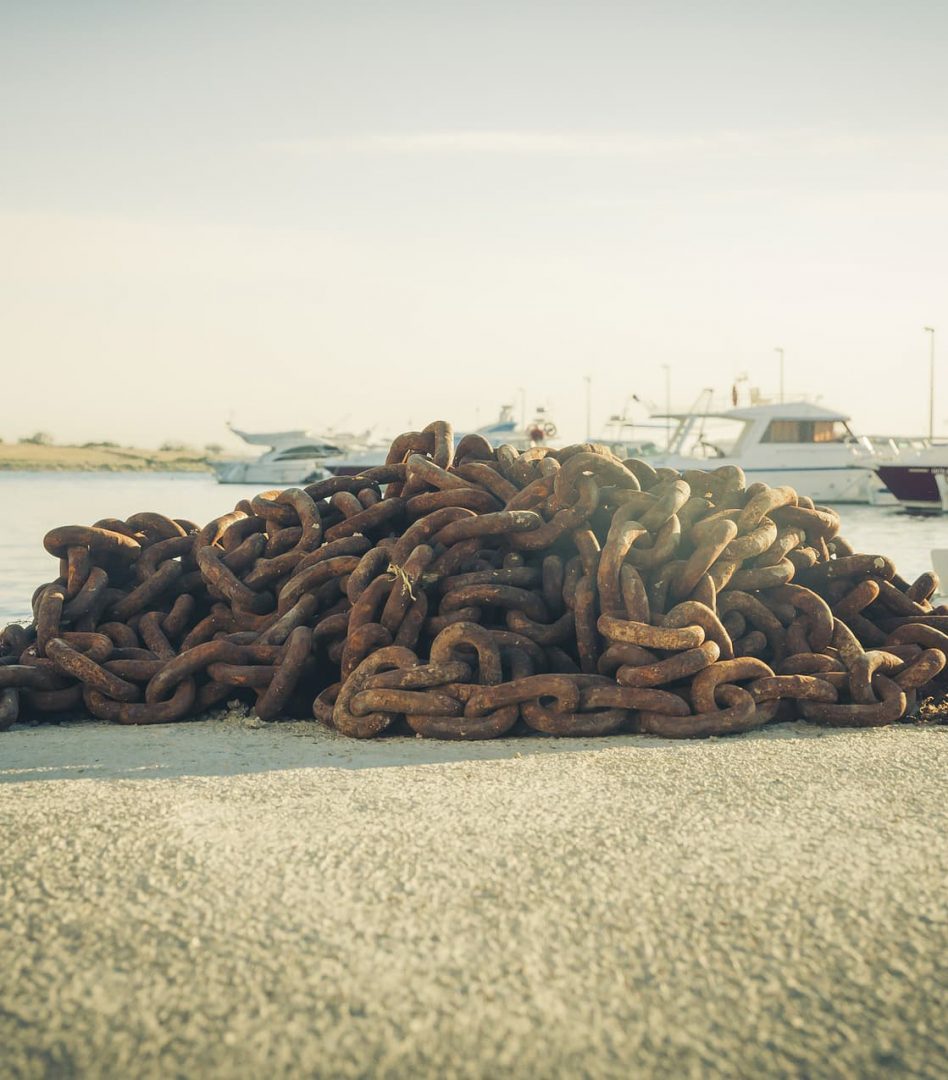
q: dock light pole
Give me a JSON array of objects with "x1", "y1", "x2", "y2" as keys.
[
  {"x1": 924, "y1": 327, "x2": 935, "y2": 441},
  {"x1": 661, "y1": 363, "x2": 671, "y2": 449},
  {"x1": 775, "y1": 347, "x2": 785, "y2": 403}
]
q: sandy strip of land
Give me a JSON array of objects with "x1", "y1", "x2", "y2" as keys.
[
  {"x1": 0, "y1": 443, "x2": 212, "y2": 472},
  {"x1": 2, "y1": 716, "x2": 947, "y2": 1078}
]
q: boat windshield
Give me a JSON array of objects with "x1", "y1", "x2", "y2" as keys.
[{"x1": 670, "y1": 416, "x2": 751, "y2": 459}]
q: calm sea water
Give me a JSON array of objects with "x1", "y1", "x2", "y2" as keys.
[
  {"x1": 0, "y1": 473, "x2": 261, "y2": 624},
  {"x1": 1, "y1": 471, "x2": 946, "y2": 624}
]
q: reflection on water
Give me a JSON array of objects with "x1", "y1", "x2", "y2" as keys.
[{"x1": 1, "y1": 472, "x2": 946, "y2": 624}]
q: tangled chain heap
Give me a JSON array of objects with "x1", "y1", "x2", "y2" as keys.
[{"x1": 2, "y1": 421, "x2": 947, "y2": 738}]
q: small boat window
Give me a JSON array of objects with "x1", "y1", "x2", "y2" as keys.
[{"x1": 760, "y1": 420, "x2": 850, "y2": 444}]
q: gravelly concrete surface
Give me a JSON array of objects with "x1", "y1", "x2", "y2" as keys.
[{"x1": 1, "y1": 719, "x2": 947, "y2": 1078}]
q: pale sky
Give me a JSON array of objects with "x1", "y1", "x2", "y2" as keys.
[{"x1": 3, "y1": 1, "x2": 947, "y2": 450}]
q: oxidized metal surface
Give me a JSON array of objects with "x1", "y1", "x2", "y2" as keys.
[{"x1": 2, "y1": 422, "x2": 946, "y2": 737}]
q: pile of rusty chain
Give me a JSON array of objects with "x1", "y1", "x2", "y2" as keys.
[{"x1": 2, "y1": 420, "x2": 947, "y2": 738}]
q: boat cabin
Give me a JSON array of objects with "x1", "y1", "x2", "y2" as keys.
[{"x1": 657, "y1": 401, "x2": 866, "y2": 461}]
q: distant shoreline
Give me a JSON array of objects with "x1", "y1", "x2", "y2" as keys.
[{"x1": 0, "y1": 443, "x2": 216, "y2": 473}]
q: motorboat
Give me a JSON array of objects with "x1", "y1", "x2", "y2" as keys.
[
  {"x1": 860, "y1": 436, "x2": 922, "y2": 506},
  {"x1": 468, "y1": 404, "x2": 559, "y2": 452},
  {"x1": 873, "y1": 442, "x2": 948, "y2": 513},
  {"x1": 638, "y1": 397, "x2": 880, "y2": 504},
  {"x1": 314, "y1": 405, "x2": 560, "y2": 476},
  {"x1": 211, "y1": 424, "x2": 386, "y2": 485}
]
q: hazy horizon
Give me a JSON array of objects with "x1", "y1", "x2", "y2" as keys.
[{"x1": 3, "y1": 1, "x2": 947, "y2": 450}]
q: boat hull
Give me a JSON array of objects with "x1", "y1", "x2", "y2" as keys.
[
  {"x1": 645, "y1": 456, "x2": 875, "y2": 504},
  {"x1": 213, "y1": 460, "x2": 331, "y2": 485},
  {"x1": 875, "y1": 465, "x2": 948, "y2": 514},
  {"x1": 743, "y1": 466, "x2": 873, "y2": 503}
]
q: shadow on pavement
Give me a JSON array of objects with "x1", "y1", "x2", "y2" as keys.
[{"x1": 0, "y1": 715, "x2": 841, "y2": 785}]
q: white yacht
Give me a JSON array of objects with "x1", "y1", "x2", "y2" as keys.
[
  {"x1": 211, "y1": 425, "x2": 385, "y2": 485},
  {"x1": 640, "y1": 399, "x2": 880, "y2": 504}
]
